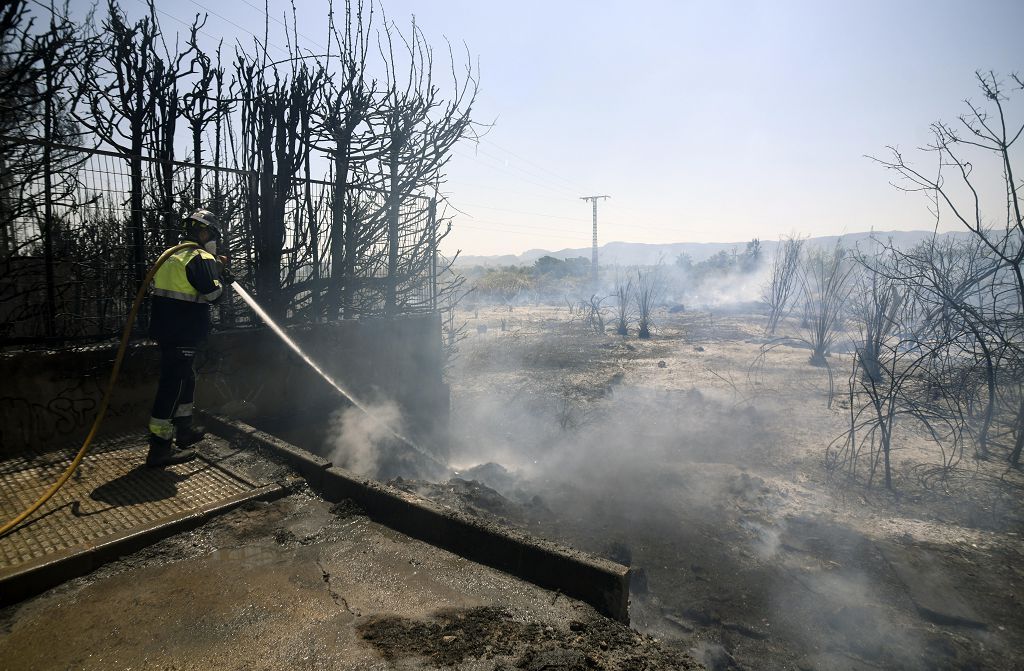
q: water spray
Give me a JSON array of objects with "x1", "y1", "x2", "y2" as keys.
[{"x1": 231, "y1": 284, "x2": 448, "y2": 471}]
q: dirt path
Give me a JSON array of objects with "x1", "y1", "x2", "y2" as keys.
[{"x1": 438, "y1": 304, "x2": 1024, "y2": 670}]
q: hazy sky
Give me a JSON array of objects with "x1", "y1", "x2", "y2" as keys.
[{"x1": 89, "y1": 1, "x2": 1023, "y2": 255}]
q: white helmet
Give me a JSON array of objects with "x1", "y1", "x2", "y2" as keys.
[{"x1": 185, "y1": 209, "x2": 220, "y2": 240}]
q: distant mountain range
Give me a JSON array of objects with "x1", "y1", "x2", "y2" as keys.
[{"x1": 452, "y1": 230, "x2": 970, "y2": 267}]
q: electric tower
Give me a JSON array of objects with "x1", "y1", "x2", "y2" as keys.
[{"x1": 580, "y1": 195, "x2": 609, "y2": 288}]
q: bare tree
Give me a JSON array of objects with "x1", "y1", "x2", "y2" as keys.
[
  {"x1": 0, "y1": 0, "x2": 476, "y2": 343},
  {"x1": 800, "y1": 242, "x2": 854, "y2": 366},
  {"x1": 578, "y1": 294, "x2": 608, "y2": 334},
  {"x1": 75, "y1": 1, "x2": 198, "y2": 287},
  {"x1": 879, "y1": 236, "x2": 1009, "y2": 460},
  {"x1": 312, "y1": 0, "x2": 378, "y2": 319},
  {"x1": 612, "y1": 271, "x2": 633, "y2": 336},
  {"x1": 635, "y1": 266, "x2": 665, "y2": 339},
  {"x1": 761, "y1": 235, "x2": 804, "y2": 335},
  {"x1": 0, "y1": 0, "x2": 94, "y2": 338},
  {"x1": 374, "y1": 15, "x2": 478, "y2": 317},
  {"x1": 235, "y1": 30, "x2": 326, "y2": 318},
  {"x1": 870, "y1": 71, "x2": 1024, "y2": 466},
  {"x1": 850, "y1": 249, "x2": 904, "y2": 384}
]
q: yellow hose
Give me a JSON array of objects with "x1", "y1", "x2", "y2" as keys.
[{"x1": 0, "y1": 242, "x2": 201, "y2": 538}]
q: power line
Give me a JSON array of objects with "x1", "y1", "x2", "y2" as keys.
[
  {"x1": 454, "y1": 149, "x2": 578, "y2": 198},
  {"x1": 447, "y1": 196, "x2": 716, "y2": 240},
  {"x1": 181, "y1": 0, "x2": 289, "y2": 55},
  {"x1": 452, "y1": 223, "x2": 587, "y2": 243},
  {"x1": 458, "y1": 202, "x2": 589, "y2": 223},
  {"x1": 469, "y1": 145, "x2": 579, "y2": 195},
  {"x1": 235, "y1": 0, "x2": 327, "y2": 50},
  {"x1": 453, "y1": 216, "x2": 582, "y2": 235},
  {"x1": 478, "y1": 137, "x2": 589, "y2": 193},
  {"x1": 130, "y1": 0, "x2": 225, "y2": 48}
]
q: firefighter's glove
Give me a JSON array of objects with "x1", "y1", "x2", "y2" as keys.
[{"x1": 220, "y1": 265, "x2": 235, "y2": 286}]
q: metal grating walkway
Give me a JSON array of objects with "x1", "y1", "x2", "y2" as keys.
[{"x1": 0, "y1": 435, "x2": 258, "y2": 576}]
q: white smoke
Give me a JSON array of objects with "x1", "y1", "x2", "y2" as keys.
[{"x1": 327, "y1": 400, "x2": 404, "y2": 476}]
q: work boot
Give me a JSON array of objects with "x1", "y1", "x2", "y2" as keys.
[
  {"x1": 146, "y1": 434, "x2": 195, "y2": 468},
  {"x1": 173, "y1": 420, "x2": 207, "y2": 448}
]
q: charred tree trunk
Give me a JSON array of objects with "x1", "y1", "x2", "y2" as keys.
[
  {"x1": 385, "y1": 129, "x2": 402, "y2": 316},
  {"x1": 1011, "y1": 400, "x2": 1024, "y2": 467}
]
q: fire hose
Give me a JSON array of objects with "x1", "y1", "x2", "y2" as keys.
[{"x1": 0, "y1": 242, "x2": 201, "y2": 538}]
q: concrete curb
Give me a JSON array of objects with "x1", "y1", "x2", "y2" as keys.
[{"x1": 201, "y1": 411, "x2": 631, "y2": 623}]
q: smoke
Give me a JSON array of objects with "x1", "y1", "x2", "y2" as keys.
[
  {"x1": 450, "y1": 377, "x2": 774, "y2": 531},
  {"x1": 326, "y1": 400, "x2": 405, "y2": 477},
  {"x1": 663, "y1": 262, "x2": 773, "y2": 309},
  {"x1": 445, "y1": 327, "x2": 943, "y2": 669}
]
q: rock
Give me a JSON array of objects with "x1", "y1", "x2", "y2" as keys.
[
  {"x1": 657, "y1": 360, "x2": 667, "y2": 368},
  {"x1": 694, "y1": 346, "x2": 705, "y2": 352}
]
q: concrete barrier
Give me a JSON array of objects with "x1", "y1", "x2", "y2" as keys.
[
  {"x1": 203, "y1": 412, "x2": 631, "y2": 623},
  {"x1": 1, "y1": 314, "x2": 449, "y2": 460}
]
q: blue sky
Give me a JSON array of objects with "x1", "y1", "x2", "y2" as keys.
[{"x1": 81, "y1": 0, "x2": 1024, "y2": 255}]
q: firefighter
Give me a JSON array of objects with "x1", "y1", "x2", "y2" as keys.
[{"x1": 145, "y1": 209, "x2": 233, "y2": 467}]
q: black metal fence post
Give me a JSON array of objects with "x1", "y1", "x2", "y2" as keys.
[{"x1": 42, "y1": 87, "x2": 56, "y2": 340}]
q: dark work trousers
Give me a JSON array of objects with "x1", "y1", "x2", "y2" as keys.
[{"x1": 148, "y1": 344, "x2": 198, "y2": 441}]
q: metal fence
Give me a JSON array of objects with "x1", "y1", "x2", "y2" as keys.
[{"x1": 0, "y1": 138, "x2": 438, "y2": 346}]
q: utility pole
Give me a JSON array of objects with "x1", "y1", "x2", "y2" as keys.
[{"x1": 580, "y1": 195, "x2": 609, "y2": 288}]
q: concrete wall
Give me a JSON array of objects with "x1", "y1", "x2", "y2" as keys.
[{"x1": 0, "y1": 314, "x2": 448, "y2": 459}]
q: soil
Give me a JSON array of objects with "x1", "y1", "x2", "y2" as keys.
[
  {"x1": 358, "y1": 605, "x2": 692, "y2": 670},
  {"x1": 422, "y1": 303, "x2": 1024, "y2": 670}
]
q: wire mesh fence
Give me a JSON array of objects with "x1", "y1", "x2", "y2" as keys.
[{"x1": 0, "y1": 138, "x2": 438, "y2": 346}]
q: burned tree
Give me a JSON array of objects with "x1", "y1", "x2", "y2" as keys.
[
  {"x1": 312, "y1": 0, "x2": 378, "y2": 319},
  {"x1": 0, "y1": 0, "x2": 476, "y2": 344},
  {"x1": 761, "y1": 235, "x2": 804, "y2": 335},
  {"x1": 0, "y1": 0, "x2": 92, "y2": 338},
  {"x1": 871, "y1": 71, "x2": 1024, "y2": 466},
  {"x1": 635, "y1": 266, "x2": 664, "y2": 339},
  {"x1": 800, "y1": 243, "x2": 854, "y2": 366},
  {"x1": 850, "y1": 249, "x2": 904, "y2": 385},
  {"x1": 612, "y1": 271, "x2": 634, "y2": 336},
  {"x1": 235, "y1": 41, "x2": 325, "y2": 318},
  {"x1": 179, "y1": 30, "x2": 234, "y2": 210},
  {"x1": 74, "y1": 1, "x2": 192, "y2": 287},
  {"x1": 376, "y1": 16, "x2": 478, "y2": 316}
]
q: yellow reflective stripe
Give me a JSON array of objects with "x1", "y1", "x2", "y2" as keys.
[
  {"x1": 149, "y1": 417, "x2": 173, "y2": 439},
  {"x1": 152, "y1": 287, "x2": 201, "y2": 303}
]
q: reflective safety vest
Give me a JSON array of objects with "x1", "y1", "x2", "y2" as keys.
[{"x1": 151, "y1": 246, "x2": 223, "y2": 303}]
